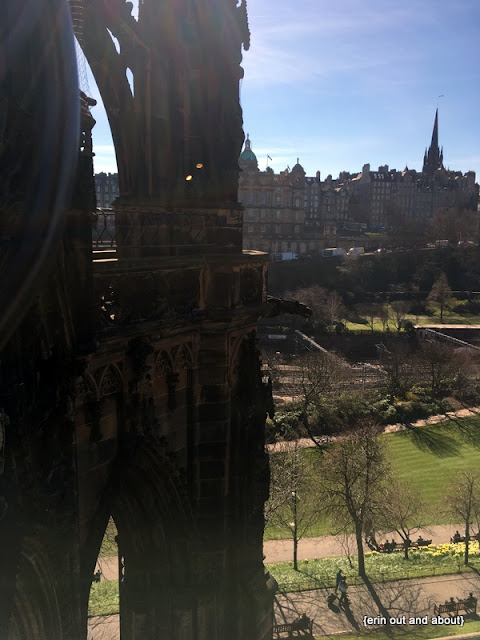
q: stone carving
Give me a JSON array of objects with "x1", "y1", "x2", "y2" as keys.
[
  {"x1": 99, "y1": 364, "x2": 124, "y2": 397},
  {"x1": 264, "y1": 295, "x2": 313, "y2": 319}
]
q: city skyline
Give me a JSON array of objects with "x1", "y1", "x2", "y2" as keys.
[{"x1": 87, "y1": 0, "x2": 480, "y2": 180}]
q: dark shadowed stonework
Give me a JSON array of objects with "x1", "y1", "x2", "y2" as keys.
[{"x1": 0, "y1": 1, "x2": 276, "y2": 638}]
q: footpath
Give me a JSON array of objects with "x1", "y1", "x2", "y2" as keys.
[
  {"x1": 263, "y1": 524, "x2": 463, "y2": 563},
  {"x1": 275, "y1": 573, "x2": 480, "y2": 638},
  {"x1": 267, "y1": 406, "x2": 480, "y2": 454}
]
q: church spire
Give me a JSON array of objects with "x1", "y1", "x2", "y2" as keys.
[{"x1": 423, "y1": 108, "x2": 443, "y2": 175}]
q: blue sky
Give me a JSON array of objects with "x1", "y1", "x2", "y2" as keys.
[{"x1": 87, "y1": 0, "x2": 480, "y2": 180}]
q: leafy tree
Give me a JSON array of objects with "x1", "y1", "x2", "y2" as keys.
[
  {"x1": 316, "y1": 424, "x2": 389, "y2": 577},
  {"x1": 377, "y1": 480, "x2": 428, "y2": 559},
  {"x1": 427, "y1": 273, "x2": 452, "y2": 322},
  {"x1": 444, "y1": 470, "x2": 480, "y2": 565}
]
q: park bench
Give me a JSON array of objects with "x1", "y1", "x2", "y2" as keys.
[
  {"x1": 451, "y1": 533, "x2": 480, "y2": 544},
  {"x1": 273, "y1": 614, "x2": 314, "y2": 638},
  {"x1": 378, "y1": 539, "x2": 432, "y2": 553},
  {"x1": 378, "y1": 540, "x2": 432, "y2": 553},
  {"x1": 434, "y1": 596, "x2": 477, "y2": 617}
]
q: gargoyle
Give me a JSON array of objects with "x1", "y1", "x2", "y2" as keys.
[{"x1": 264, "y1": 296, "x2": 312, "y2": 319}]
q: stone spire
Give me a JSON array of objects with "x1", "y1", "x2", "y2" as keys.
[{"x1": 423, "y1": 108, "x2": 444, "y2": 175}]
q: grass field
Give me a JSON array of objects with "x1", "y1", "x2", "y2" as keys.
[
  {"x1": 265, "y1": 415, "x2": 480, "y2": 540},
  {"x1": 89, "y1": 581, "x2": 119, "y2": 616},
  {"x1": 345, "y1": 311, "x2": 480, "y2": 332},
  {"x1": 333, "y1": 619, "x2": 480, "y2": 640}
]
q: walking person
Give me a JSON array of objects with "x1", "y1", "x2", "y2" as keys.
[
  {"x1": 335, "y1": 569, "x2": 343, "y2": 593},
  {"x1": 338, "y1": 578, "x2": 348, "y2": 606}
]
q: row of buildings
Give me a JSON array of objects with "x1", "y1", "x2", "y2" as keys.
[
  {"x1": 238, "y1": 110, "x2": 477, "y2": 255},
  {"x1": 94, "y1": 111, "x2": 478, "y2": 256}
]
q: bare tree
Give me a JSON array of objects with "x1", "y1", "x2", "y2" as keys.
[
  {"x1": 389, "y1": 301, "x2": 410, "y2": 332},
  {"x1": 417, "y1": 341, "x2": 473, "y2": 398},
  {"x1": 325, "y1": 291, "x2": 346, "y2": 326},
  {"x1": 377, "y1": 480, "x2": 428, "y2": 559},
  {"x1": 377, "y1": 341, "x2": 415, "y2": 400},
  {"x1": 427, "y1": 273, "x2": 452, "y2": 322},
  {"x1": 266, "y1": 442, "x2": 318, "y2": 570},
  {"x1": 356, "y1": 304, "x2": 377, "y2": 332},
  {"x1": 444, "y1": 470, "x2": 480, "y2": 565},
  {"x1": 377, "y1": 304, "x2": 390, "y2": 331},
  {"x1": 430, "y1": 206, "x2": 479, "y2": 245},
  {"x1": 316, "y1": 424, "x2": 389, "y2": 577},
  {"x1": 291, "y1": 351, "x2": 350, "y2": 447}
]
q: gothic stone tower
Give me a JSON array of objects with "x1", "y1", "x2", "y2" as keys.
[{"x1": 0, "y1": 1, "x2": 276, "y2": 639}]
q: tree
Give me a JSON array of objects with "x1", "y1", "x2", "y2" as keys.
[
  {"x1": 377, "y1": 304, "x2": 390, "y2": 331},
  {"x1": 389, "y1": 301, "x2": 410, "y2": 332},
  {"x1": 265, "y1": 443, "x2": 318, "y2": 570},
  {"x1": 316, "y1": 424, "x2": 389, "y2": 577},
  {"x1": 377, "y1": 480, "x2": 428, "y2": 559},
  {"x1": 377, "y1": 341, "x2": 415, "y2": 399},
  {"x1": 430, "y1": 206, "x2": 479, "y2": 246},
  {"x1": 417, "y1": 341, "x2": 473, "y2": 398},
  {"x1": 444, "y1": 470, "x2": 480, "y2": 565},
  {"x1": 427, "y1": 273, "x2": 452, "y2": 322},
  {"x1": 291, "y1": 351, "x2": 350, "y2": 446},
  {"x1": 325, "y1": 291, "x2": 346, "y2": 326},
  {"x1": 356, "y1": 304, "x2": 378, "y2": 332}
]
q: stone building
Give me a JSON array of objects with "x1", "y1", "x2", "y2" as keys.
[
  {"x1": 239, "y1": 137, "x2": 350, "y2": 255},
  {"x1": 94, "y1": 172, "x2": 119, "y2": 208},
  {"x1": 0, "y1": 2, "x2": 275, "y2": 640},
  {"x1": 348, "y1": 110, "x2": 478, "y2": 232},
  {"x1": 239, "y1": 112, "x2": 477, "y2": 254}
]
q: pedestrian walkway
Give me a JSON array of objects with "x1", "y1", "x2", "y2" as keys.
[
  {"x1": 263, "y1": 524, "x2": 464, "y2": 564},
  {"x1": 274, "y1": 573, "x2": 480, "y2": 638},
  {"x1": 266, "y1": 406, "x2": 480, "y2": 453}
]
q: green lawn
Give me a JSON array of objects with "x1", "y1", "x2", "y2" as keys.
[
  {"x1": 99, "y1": 517, "x2": 118, "y2": 558},
  {"x1": 333, "y1": 619, "x2": 480, "y2": 640},
  {"x1": 345, "y1": 311, "x2": 480, "y2": 332},
  {"x1": 267, "y1": 542, "x2": 480, "y2": 592},
  {"x1": 386, "y1": 416, "x2": 480, "y2": 518},
  {"x1": 89, "y1": 581, "x2": 119, "y2": 616},
  {"x1": 265, "y1": 416, "x2": 480, "y2": 540}
]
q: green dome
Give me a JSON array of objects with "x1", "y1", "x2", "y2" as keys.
[{"x1": 239, "y1": 134, "x2": 258, "y2": 168}]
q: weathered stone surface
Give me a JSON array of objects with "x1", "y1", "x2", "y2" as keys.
[{"x1": 0, "y1": 1, "x2": 274, "y2": 639}]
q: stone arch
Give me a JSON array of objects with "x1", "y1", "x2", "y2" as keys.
[
  {"x1": 154, "y1": 349, "x2": 174, "y2": 379},
  {"x1": 75, "y1": 370, "x2": 99, "y2": 402},
  {"x1": 8, "y1": 532, "x2": 64, "y2": 640},
  {"x1": 228, "y1": 331, "x2": 251, "y2": 385},
  {"x1": 83, "y1": 435, "x2": 197, "y2": 640},
  {"x1": 172, "y1": 343, "x2": 193, "y2": 371},
  {"x1": 98, "y1": 363, "x2": 124, "y2": 397}
]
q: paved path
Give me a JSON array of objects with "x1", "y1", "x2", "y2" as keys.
[
  {"x1": 267, "y1": 406, "x2": 480, "y2": 452},
  {"x1": 95, "y1": 523, "x2": 466, "y2": 580},
  {"x1": 263, "y1": 524, "x2": 464, "y2": 564},
  {"x1": 274, "y1": 572, "x2": 480, "y2": 637},
  {"x1": 88, "y1": 573, "x2": 480, "y2": 639}
]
